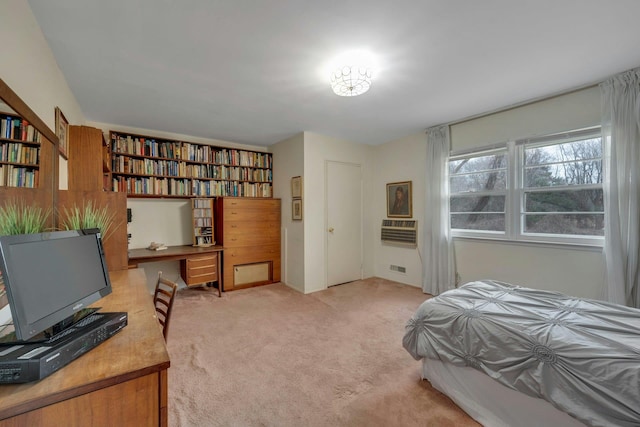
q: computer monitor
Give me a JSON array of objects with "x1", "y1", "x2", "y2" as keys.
[{"x1": 0, "y1": 229, "x2": 112, "y2": 342}]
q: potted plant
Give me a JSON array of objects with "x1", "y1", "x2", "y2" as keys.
[
  {"x1": 58, "y1": 201, "x2": 116, "y2": 240},
  {"x1": 0, "y1": 199, "x2": 51, "y2": 236}
]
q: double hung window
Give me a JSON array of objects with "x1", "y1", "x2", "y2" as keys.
[{"x1": 449, "y1": 127, "x2": 603, "y2": 245}]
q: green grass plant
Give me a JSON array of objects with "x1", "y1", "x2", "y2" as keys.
[
  {"x1": 59, "y1": 201, "x2": 116, "y2": 240},
  {"x1": 0, "y1": 200, "x2": 51, "y2": 236}
]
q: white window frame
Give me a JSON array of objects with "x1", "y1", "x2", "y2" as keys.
[{"x1": 450, "y1": 127, "x2": 604, "y2": 247}]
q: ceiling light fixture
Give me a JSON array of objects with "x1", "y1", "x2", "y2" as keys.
[{"x1": 328, "y1": 50, "x2": 375, "y2": 97}]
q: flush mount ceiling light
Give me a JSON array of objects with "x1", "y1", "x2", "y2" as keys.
[{"x1": 328, "y1": 50, "x2": 376, "y2": 97}]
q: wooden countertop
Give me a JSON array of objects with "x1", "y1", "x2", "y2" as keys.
[
  {"x1": 128, "y1": 245, "x2": 223, "y2": 266},
  {"x1": 0, "y1": 268, "x2": 170, "y2": 420}
]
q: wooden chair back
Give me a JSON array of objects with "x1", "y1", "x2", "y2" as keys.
[{"x1": 154, "y1": 271, "x2": 178, "y2": 340}]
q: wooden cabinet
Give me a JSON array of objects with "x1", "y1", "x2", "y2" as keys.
[
  {"x1": 180, "y1": 253, "x2": 219, "y2": 286},
  {"x1": 216, "y1": 197, "x2": 281, "y2": 291},
  {"x1": 191, "y1": 198, "x2": 214, "y2": 246},
  {"x1": 68, "y1": 125, "x2": 110, "y2": 191},
  {"x1": 109, "y1": 131, "x2": 273, "y2": 198}
]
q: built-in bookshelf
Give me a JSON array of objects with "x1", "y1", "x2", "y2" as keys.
[
  {"x1": 0, "y1": 112, "x2": 42, "y2": 188},
  {"x1": 192, "y1": 198, "x2": 214, "y2": 247},
  {"x1": 109, "y1": 131, "x2": 273, "y2": 198}
]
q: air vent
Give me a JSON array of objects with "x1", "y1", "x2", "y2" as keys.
[
  {"x1": 390, "y1": 265, "x2": 406, "y2": 273},
  {"x1": 381, "y1": 220, "x2": 417, "y2": 246}
]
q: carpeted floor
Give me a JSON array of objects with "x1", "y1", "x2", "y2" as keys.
[{"x1": 166, "y1": 277, "x2": 479, "y2": 427}]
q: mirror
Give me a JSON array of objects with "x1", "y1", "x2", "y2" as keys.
[{"x1": 0, "y1": 78, "x2": 58, "y2": 227}]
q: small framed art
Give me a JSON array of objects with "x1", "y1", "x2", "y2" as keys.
[
  {"x1": 387, "y1": 181, "x2": 412, "y2": 218},
  {"x1": 292, "y1": 199, "x2": 302, "y2": 221},
  {"x1": 291, "y1": 176, "x2": 303, "y2": 198},
  {"x1": 55, "y1": 107, "x2": 69, "y2": 159}
]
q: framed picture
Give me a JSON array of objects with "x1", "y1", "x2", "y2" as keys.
[
  {"x1": 55, "y1": 107, "x2": 69, "y2": 159},
  {"x1": 387, "y1": 181, "x2": 412, "y2": 218},
  {"x1": 292, "y1": 198, "x2": 302, "y2": 221},
  {"x1": 291, "y1": 176, "x2": 303, "y2": 198}
]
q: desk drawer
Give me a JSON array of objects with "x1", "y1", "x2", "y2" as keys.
[
  {"x1": 223, "y1": 198, "x2": 280, "y2": 211},
  {"x1": 181, "y1": 254, "x2": 218, "y2": 286},
  {"x1": 224, "y1": 244, "x2": 280, "y2": 263},
  {"x1": 223, "y1": 209, "x2": 280, "y2": 222},
  {"x1": 224, "y1": 229, "x2": 280, "y2": 247}
]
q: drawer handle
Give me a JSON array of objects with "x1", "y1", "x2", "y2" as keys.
[{"x1": 231, "y1": 225, "x2": 238, "y2": 228}]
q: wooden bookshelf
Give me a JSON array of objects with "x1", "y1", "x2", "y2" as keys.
[
  {"x1": 109, "y1": 131, "x2": 273, "y2": 198},
  {"x1": 191, "y1": 197, "x2": 214, "y2": 246},
  {"x1": 0, "y1": 112, "x2": 42, "y2": 188}
]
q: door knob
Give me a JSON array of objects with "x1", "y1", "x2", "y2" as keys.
[{"x1": 328, "y1": 227, "x2": 334, "y2": 233}]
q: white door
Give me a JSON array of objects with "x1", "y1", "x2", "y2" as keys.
[{"x1": 326, "y1": 161, "x2": 362, "y2": 286}]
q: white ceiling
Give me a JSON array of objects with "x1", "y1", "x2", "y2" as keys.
[{"x1": 28, "y1": 0, "x2": 640, "y2": 147}]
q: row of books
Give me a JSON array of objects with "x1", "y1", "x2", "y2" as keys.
[
  {"x1": 112, "y1": 176, "x2": 191, "y2": 196},
  {"x1": 0, "y1": 165, "x2": 39, "y2": 188},
  {"x1": 1, "y1": 143, "x2": 39, "y2": 165},
  {"x1": 193, "y1": 199, "x2": 211, "y2": 208},
  {"x1": 111, "y1": 175, "x2": 272, "y2": 198},
  {"x1": 111, "y1": 134, "x2": 272, "y2": 168},
  {"x1": 112, "y1": 156, "x2": 272, "y2": 182},
  {"x1": 191, "y1": 180, "x2": 272, "y2": 197},
  {"x1": 194, "y1": 236, "x2": 214, "y2": 246},
  {"x1": 193, "y1": 216, "x2": 212, "y2": 227},
  {"x1": 1, "y1": 116, "x2": 41, "y2": 142},
  {"x1": 214, "y1": 149, "x2": 272, "y2": 169},
  {"x1": 195, "y1": 226, "x2": 213, "y2": 236}
]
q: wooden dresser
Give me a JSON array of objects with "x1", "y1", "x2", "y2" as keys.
[{"x1": 215, "y1": 197, "x2": 281, "y2": 290}]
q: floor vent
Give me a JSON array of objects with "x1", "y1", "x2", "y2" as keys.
[
  {"x1": 390, "y1": 265, "x2": 406, "y2": 273},
  {"x1": 381, "y1": 220, "x2": 417, "y2": 246}
]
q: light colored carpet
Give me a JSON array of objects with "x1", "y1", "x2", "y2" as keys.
[{"x1": 166, "y1": 277, "x2": 479, "y2": 427}]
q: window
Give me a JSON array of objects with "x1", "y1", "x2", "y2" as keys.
[{"x1": 449, "y1": 127, "x2": 603, "y2": 245}]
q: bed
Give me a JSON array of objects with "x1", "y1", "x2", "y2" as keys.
[{"x1": 403, "y1": 280, "x2": 640, "y2": 427}]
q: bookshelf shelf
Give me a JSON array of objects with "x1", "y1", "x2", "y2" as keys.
[
  {"x1": 0, "y1": 112, "x2": 42, "y2": 188},
  {"x1": 191, "y1": 198, "x2": 214, "y2": 247},
  {"x1": 109, "y1": 131, "x2": 273, "y2": 198}
]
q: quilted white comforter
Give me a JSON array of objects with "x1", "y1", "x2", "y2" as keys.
[{"x1": 403, "y1": 280, "x2": 640, "y2": 427}]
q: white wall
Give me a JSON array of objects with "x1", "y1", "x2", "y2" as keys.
[
  {"x1": 0, "y1": 0, "x2": 85, "y2": 190},
  {"x1": 271, "y1": 133, "x2": 305, "y2": 292},
  {"x1": 303, "y1": 132, "x2": 374, "y2": 294},
  {"x1": 454, "y1": 240, "x2": 604, "y2": 299},
  {"x1": 372, "y1": 133, "x2": 426, "y2": 288},
  {"x1": 449, "y1": 86, "x2": 605, "y2": 299}
]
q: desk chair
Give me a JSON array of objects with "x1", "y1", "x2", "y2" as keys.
[{"x1": 154, "y1": 271, "x2": 178, "y2": 340}]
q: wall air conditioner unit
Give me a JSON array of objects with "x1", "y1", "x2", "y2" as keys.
[{"x1": 381, "y1": 220, "x2": 417, "y2": 247}]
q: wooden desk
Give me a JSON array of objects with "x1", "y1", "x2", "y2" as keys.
[
  {"x1": 0, "y1": 268, "x2": 170, "y2": 427},
  {"x1": 128, "y1": 245, "x2": 224, "y2": 296}
]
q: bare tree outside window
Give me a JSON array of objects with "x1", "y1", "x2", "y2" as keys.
[{"x1": 449, "y1": 129, "x2": 603, "y2": 242}]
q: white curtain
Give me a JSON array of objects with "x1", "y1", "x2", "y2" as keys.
[
  {"x1": 423, "y1": 125, "x2": 456, "y2": 295},
  {"x1": 601, "y1": 68, "x2": 640, "y2": 308}
]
